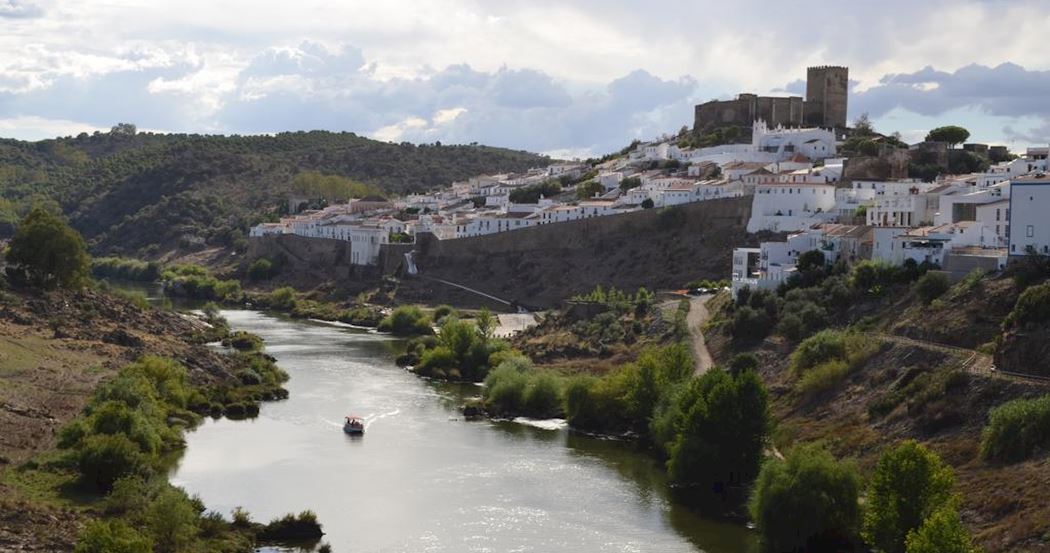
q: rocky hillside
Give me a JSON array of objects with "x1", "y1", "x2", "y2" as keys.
[
  {"x1": 706, "y1": 265, "x2": 1050, "y2": 552},
  {"x1": 0, "y1": 130, "x2": 549, "y2": 257}
]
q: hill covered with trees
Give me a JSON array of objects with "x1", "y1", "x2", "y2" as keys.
[{"x1": 0, "y1": 126, "x2": 549, "y2": 258}]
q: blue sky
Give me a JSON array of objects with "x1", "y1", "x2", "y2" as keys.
[{"x1": 2, "y1": 0, "x2": 1049, "y2": 157}]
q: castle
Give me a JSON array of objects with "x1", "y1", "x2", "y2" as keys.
[{"x1": 694, "y1": 66, "x2": 848, "y2": 132}]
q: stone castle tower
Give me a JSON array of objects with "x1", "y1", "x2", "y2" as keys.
[{"x1": 804, "y1": 66, "x2": 849, "y2": 128}]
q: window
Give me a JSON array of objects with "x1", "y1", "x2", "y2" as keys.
[{"x1": 1028, "y1": 225, "x2": 1035, "y2": 238}]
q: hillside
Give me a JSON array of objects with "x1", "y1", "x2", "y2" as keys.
[
  {"x1": 704, "y1": 264, "x2": 1050, "y2": 552},
  {"x1": 0, "y1": 130, "x2": 549, "y2": 257}
]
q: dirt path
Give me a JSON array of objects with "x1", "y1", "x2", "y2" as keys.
[{"x1": 687, "y1": 295, "x2": 715, "y2": 375}]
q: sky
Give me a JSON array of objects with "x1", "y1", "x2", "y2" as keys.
[{"x1": 2, "y1": 0, "x2": 1050, "y2": 158}]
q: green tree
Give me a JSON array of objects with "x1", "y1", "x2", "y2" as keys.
[
  {"x1": 7, "y1": 207, "x2": 91, "y2": 289},
  {"x1": 863, "y1": 440, "x2": 956, "y2": 553},
  {"x1": 576, "y1": 180, "x2": 603, "y2": 200},
  {"x1": 854, "y1": 112, "x2": 875, "y2": 136},
  {"x1": 74, "y1": 519, "x2": 153, "y2": 553},
  {"x1": 667, "y1": 369, "x2": 770, "y2": 492},
  {"x1": 749, "y1": 444, "x2": 861, "y2": 552},
  {"x1": 641, "y1": 198, "x2": 655, "y2": 209},
  {"x1": 475, "y1": 307, "x2": 496, "y2": 340},
  {"x1": 904, "y1": 504, "x2": 978, "y2": 553},
  {"x1": 925, "y1": 126, "x2": 970, "y2": 149},
  {"x1": 76, "y1": 434, "x2": 148, "y2": 491},
  {"x1": 914, "y1": 272, "x2": 950, "y2": 304}
]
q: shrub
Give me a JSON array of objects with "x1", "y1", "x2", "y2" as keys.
[
  {"x1": 980, "y1": 395, "x2": 1050, "y2": 462},
  {"x1": 268, "y1": 287, "x2": 297, "y2": 310},
  {"x1": 904, "y1": 504, "x2": 979, "y2": 553},
  {"x1": 378, "y1": 305, "x2": 432, "y2": 336},
  {"x1": 258, "y1": 510, "x2": 324, "y2": 541},
  {"x1": 484, "y1": 363, "x2": 529, "y2": 414},
  {"x1": 1007, "y1": 282, "x2": 1050, "y2": 328},
  {"x1": 797, "y1": 360, "x2": 849, "y2": 396},
  {"x1": 432, "y1": 304, "x2": 457, "y2": 324},
  {"x1": 417, "y1": 346, "x2": 456, "y2": 373},
  {"x1": 914, "y1": 272, "x2": 950, "y2": 304},
  {"x1": 225, "y1": 331, "x2": 263, "y2": 352},
  {"x1": 727, "y1": 353, "x2": 759, "y2": 374},
  {"x1": 730, "y1": 306, "x2": 772, "y2": 342},
  {"x1": 77, "y1": 434, "x2": 149, "y2": 491},
  {"x1": 522, "y1": 372, "x2": 563, "y2": 418},
  {"x1": 791, "y1": 330, "x2": 847, "y2": 374},
  {"x1": 564, "y1": 374, "x2": 631, "y2": 434},
  {"x1": 92, "y1": 257, "x2": 162, "y2": 282},
  {"x1": 74, "y1": 519, "x2": 153, "y2": 553},
  {"x1": 145, "y1": 487, "x2": 201, "y2": 553},
  {"x1": 247, "y1": 258, "x2": 274, "y2": 281},
  {"x1": 863, "y1": 440, "x2": 956, "y2": 553},
  {"x1": 749, "y1": 444, "x2": 861, "y2": 553}
]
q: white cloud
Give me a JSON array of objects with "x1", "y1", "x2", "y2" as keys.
[
  {"x1": 2, "y1": 1, "x2": 1050, "y2": 150},
  {"x1": 0, "y1": 115, "x2": 106, "y2": 139}
]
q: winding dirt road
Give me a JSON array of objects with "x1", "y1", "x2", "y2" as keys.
[{"x1": 687, "y1": 295, "x2": 715, "y2": 374}]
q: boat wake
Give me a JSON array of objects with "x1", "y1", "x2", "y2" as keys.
[{"x1": 364, "y1": 409, "x2": 400, "y2": 429}]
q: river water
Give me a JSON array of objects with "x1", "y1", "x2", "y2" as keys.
[{"x1": 170, "y1": 311, "x2": 755, "y2": 553}]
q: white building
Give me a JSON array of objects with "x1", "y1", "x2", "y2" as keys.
[
  {"x1": 1008, "y1": 175, "x2": 1050, "y2": 256},
  {"x1": 747, "y1": 183, "x2": 837, "y2": 233}
]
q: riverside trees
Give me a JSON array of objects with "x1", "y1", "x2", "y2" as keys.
[{"x1": 7, "y1": 207, "x2": 91, "y2": 290}]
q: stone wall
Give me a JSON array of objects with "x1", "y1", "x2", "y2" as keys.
[{"x1": 411, "y1": 196, "x2": 753, "y2": 308}]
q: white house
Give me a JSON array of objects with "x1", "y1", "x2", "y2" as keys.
[
  {"x1": 1008, "y1": 174, "x2": 1050, "y2": 256},
  {"x1": 747, "y1": 183, "x2": 837, "y2": 233}
]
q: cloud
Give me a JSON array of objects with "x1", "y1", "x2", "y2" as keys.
[
  {"x1": 0, "y1": 0, "x2": 42, "y2": 18},
  {"x1": 2, "y1": 1, "x2": 1050, "y2": 151}
]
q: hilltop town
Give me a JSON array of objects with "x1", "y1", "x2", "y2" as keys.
[{"x1": 249, "y1": 64, "x2": 1046, "y2": 298}]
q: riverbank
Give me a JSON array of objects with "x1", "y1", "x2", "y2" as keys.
[{"x1": 0, "y1": 285, "x2": 324, "y2": 551}]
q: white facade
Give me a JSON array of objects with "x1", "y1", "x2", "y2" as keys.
[
  {"x1": 1009, "y1": 176, "x2": 1050, "y2": 256},
  {"x1": 747, "y1": 183, "x2": 837, "y2": 233}
]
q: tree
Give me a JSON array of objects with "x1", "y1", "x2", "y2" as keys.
[
  {"x1": 474, "y1": 307, "x2": 496, "y2": 340},
  {"x1": 854, "y1": 113, "x2": 875, "y2": 136},
  {"x1": 749, "y1": 444, "x2": 861, "y2": 552},
  {"x1": 619, "y1": 176, "x2": 642, "y2": 192},
  {"x1": 7, "y1": 207, "x2": 91, "y2": 290},
  {"x1": 913, "y1": 272, "x2": 950, "y2": 304},
  {"x1": 863, "y1": 440, "x2": 956, "y2": 553},
  {"x1": 925, "y1": 126, "x2": 970, "y2": 149},
  {"x1": 576, "y1": 180, "x2": 603, "y2": 200},
  {"x1": 110, "y1": 122, "x2": 137, "y2": 136},
  {"x1": 641, "y1": 198, "x2": 655, "y2": 209},
  {"x1": 667, "y1": 369, "x2": 770, "y2": 495},
  {"x1": 796, "y1": 249, "x2": 827, "y2": 274},
  {"x1": 904, "y1": 504, "x2": 978, "y2": 553}
]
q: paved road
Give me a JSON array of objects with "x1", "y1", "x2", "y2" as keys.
[{"x1": 687, "y1": 295, "x2": 715, "y2": 375}]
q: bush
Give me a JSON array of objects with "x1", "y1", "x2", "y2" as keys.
[
  {"x1": 522, "y1": 372, "x2": 563, "y2": 418},
  {"x1": 268, "y1": 287, "x2": 297, "y2": 310},
  {"x1": 247, "y1": 258, "x2": 274, "y2": 281},
  {"x1": 914, "y1": 272, "x2": 950, "y2": 304},
  {"x1": 484, "y1": 363, "x2": 529, "y2": 414},
  {"x1": 797, "y1": 360, "x2": 849, "y2": 396},
  {"x1": 730, "y1": 306, "x2": 772, "y2": 342},
  {"x1": 378, "y1": 305, "x2": 432, "y2": 336},
  {"x1": 564, "y1": 374, "x2": 631, "y2": 434},
  {"x1": 863, "y1": 440, "x2": 956, "y2": 553},
  {"x1": 727, "y1": 353, "x2": 759, "y2": 374},
  {"x1": 904, "y1": 504, "x2": 978, "y2": 553},
  {"x1": 225, "y1": 331, "x2": 263, "y2": 352},
  {"x1": 980, "y1": 395, "x2": 1050, "y2": 462},
  {"x1": 258, "y1": 510, "x2": 324, "y2": 541},
  {"x1": 92, "y1": 257, "x2": 162, "y2": 282},
  {"x1": 145, "y1": 487, "x2": 201, "y2": 553},
  {"x1": 432, "y1": 304, "x2": 457, "y2": 324},
  {"x1": 791, "y1": 330, "x2": 847, "y2": 374},
  {"x1": 1007, "y1": 282, "x2": 1050, "y2": 328},
  {"x1": 749, "y1": 444, "x2": 861, "y2": 553},
  {"x1": 77, "y1": 434, "x2": 149, "y2": 491},
  {"x1": 74, "y1": 519, "x2": 153, "y2": 553}
]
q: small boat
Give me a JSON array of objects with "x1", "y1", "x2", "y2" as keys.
[{"x1": 343, "y1": 415, "x2": 365, "y2": 435}]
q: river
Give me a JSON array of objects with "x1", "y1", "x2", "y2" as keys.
[{"x1": 170, "y1": 310, "x2": 756, "y2": 553}]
